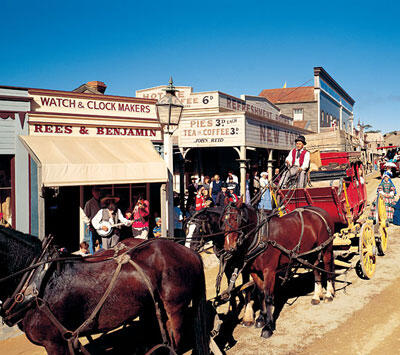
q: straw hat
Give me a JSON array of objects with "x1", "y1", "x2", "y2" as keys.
[{"x1": 100, "y1": 195, "x2": 120, "y2": 205}]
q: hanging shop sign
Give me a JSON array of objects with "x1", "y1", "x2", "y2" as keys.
[{"x1": 179, "y1": 116, "x2": 244, "y2": 147}]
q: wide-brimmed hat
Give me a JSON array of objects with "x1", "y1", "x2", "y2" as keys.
[
  {"x1": 295, "y1": 135, "x2": 307, "y2": 145},
  {"x1": 227, "y1": 184, "x2": 235, "y2": 190},
  {"x1": 101, "y1": 195, "x2": 120, "y2": 204},
  {"x1": 260, "y1": 171, "x2": 268, "y2": 177}
]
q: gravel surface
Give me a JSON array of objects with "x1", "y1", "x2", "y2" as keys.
[{"x1": 2, "y1": 172, "x2": 400, "y2": 355}]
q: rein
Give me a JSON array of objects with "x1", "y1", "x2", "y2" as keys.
[{"x1": 1, "y1": 238, "x2": 177, "y2": 355}]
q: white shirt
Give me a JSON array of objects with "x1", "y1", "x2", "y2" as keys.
[
  {"x1": 226, "y1": 174, "x2": 239, "y2": 184},
  {"x1": 91, "y1": 208, "x2": 131, "y2": 231},
  {"x1": 285, "y1": 148, "x2": 310, "y2": 170}
]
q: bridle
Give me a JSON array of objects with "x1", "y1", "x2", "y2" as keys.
[{"x1": 222, "y1": 202, "x2": 251, "y2": 251}]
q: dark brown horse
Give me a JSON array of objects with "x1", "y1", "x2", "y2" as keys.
[
  {"x1": 222, "y1": 198, "x2": 335, "y2": 338},
  {"x1": 0, "y1": 226, "x2": 209, "y2": 354}
]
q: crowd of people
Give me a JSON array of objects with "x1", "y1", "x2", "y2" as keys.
[
  {"x1": 82, "y1": 188, "x2": 185, "y2": 254},
  {"x1": 79, "y1": 136, "x2": 310, "y2": 255}
]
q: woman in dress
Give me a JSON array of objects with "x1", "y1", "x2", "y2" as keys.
[
  {"x1": 258, "y1": 171, "x2": 272, "y2": 211},
  {"x1": 370, "y1": 172, "x2": 397, "y2": 223}
]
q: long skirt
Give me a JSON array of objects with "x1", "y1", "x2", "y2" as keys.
[
  {"x1": 258, "y1": 189, "x2": 272, "y2": 210},
  {"x1": 369, "y1": 196, "x2": 396, "y2": 222}
]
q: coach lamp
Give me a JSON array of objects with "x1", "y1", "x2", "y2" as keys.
[{"x1": 156, "y1": 77, "x2": 184, "y2": 239}]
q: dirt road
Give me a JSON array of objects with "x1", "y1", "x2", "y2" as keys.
[{"x1": 1, "y1": 173, "x2": 400, "y2": 354}]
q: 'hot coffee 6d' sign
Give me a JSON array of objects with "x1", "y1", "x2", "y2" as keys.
[{"x1": 179, "y1": 116, "x2": 244, "y2": 147}]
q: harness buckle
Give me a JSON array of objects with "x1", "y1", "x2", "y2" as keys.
[{"x1": 15, "y1": 293, "x2": 24, "y2": 303}]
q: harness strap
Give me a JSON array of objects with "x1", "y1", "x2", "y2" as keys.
[{"x1": 127, "y1": 258, "x2": 169, "y2": 345}]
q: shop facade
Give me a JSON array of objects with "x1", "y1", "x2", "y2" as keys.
[
  {"x1": 0, "y1": 86, "x2": 31, "y2": 232},
  {"x1": 137, "y1": 85, "x2": 309, "y2": 201},
  {"x1": 1, "y1": 83, "x2": 167, "y2": 250}
]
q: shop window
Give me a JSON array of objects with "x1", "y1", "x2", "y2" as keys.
[
  {"x1": 321, "y1": 110, "x2": 325, "y2": 125},
  {"x1": 0, "y1": 156, "x2": 13, "y2": 228},
  {"x1": 293, "y1": 108, "x2": 303, "y2": 121}
]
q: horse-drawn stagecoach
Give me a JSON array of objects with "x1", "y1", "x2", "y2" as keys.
[{"x1": 278, "y1": 151, "x2": 388, "y2": 279}]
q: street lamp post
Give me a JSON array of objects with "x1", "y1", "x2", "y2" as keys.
[{"x1": 156, "y1": 77, "x2": 184, "y2": 238}]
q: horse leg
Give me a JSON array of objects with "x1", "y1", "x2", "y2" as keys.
[
  {"x1": 251, "y1": 272, "x2": 266, "y2": 328},
  {"x1": 311, "y1": 262, "x2": 324, "y2": 305},
  {"x1": 163, "y1": 303, "x2": 186, "y2": 352},
  {"x1": 260, "y1": 269, "x2": 277, "y2": 339},
  {"x1": 323, "y1": 248, "x2": 335, "y2": 303},
  {"x1": 242, "y1": 285, "x2": 255, "y2": 327}
]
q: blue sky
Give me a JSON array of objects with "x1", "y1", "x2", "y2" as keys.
[{"x1": 1, "y1": 0, "x2": 399, "y2": 133}]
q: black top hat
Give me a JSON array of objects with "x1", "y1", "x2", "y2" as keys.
[{"x1": 295, "y1": 135, "x2": 306, "y2": 145}]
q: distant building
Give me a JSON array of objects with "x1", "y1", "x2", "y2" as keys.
[
  {"x1": 383, "y1": 131, "x2": 400, "y2": 147},
  {"x1": 366, "y1": 132, "x2": 385, "y2": 164},
  {"x1": 259, "y1": 67, "x2": 355, "y2": 134}
]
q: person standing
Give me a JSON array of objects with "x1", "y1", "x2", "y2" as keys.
[
  {"x1": 91, "y1": 196, "x2": 131, "y2": 249},
  {"x1": 210, "y1": 174, "x2": 223, "y2": 203},
  {"x1": 83, "y1": 187, "x2": 102, "y2": 254},
  {"x1": 226, "y1": 170, "x2": 239, "y2": 184},
  {"x1": 186, "y1": 176, "x2": 198, "y2": 214},
  {"x1": 127, "y1": 198, "x2": 150, "y2": 239},
  {"x1": 279, "y1": 135, "x2": 310, "y2": 188},
  {"x1": 258, "y1": 172, "x2": 272, "y2": 211},
  {"x1": 174, "y1": 197, "x2": 184, "y2": 244}
]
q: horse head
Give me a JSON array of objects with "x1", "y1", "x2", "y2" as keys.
[
  {"x1": 222, "y1": 196, "x2": 248, "y2": 252},
  {"x1": 184, "y1": 208, "x2": 223, "y2": 252}
]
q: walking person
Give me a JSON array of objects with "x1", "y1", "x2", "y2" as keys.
[{"x1": 91, "y1": 196, "x2": 132, "y2": 249}]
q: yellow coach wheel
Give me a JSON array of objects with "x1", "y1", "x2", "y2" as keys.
[
  {"x1": 377, "y1": 196, "x2": 388, "y2": 255},
  {"x1": 357, "y1": 223, "x2": 376, "y2": 279}
]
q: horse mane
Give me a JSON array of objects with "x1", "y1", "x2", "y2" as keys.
[{"x1": 0, "y1": 226, "x2": 42, "y2": 280}]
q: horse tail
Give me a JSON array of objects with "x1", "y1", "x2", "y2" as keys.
[{"x1": 192, "y1": 256, "x2": 210, "y2": 355}]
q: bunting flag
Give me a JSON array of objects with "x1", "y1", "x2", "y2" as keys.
[{"x1": 283, "y1": 82, "x2": 287, "y2": 88}]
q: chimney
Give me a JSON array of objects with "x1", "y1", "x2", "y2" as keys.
[{"x1": 86, "y1": 81, "x2": 107, "y2": 94}]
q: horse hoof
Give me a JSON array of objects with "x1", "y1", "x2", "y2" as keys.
[
  {"x1": 324, "y1": 296, "x2": 334, "y2": 303},
  {"x1": 255, "y1": 319, "x2": 265, "y2": 328},
  {"x1": 311, "y1": 298, "x2": 320, "y2": 305},
  {"x1": 261, "y1": 328, "x2": 273, "y2": 339},
  {"x1": 242, "y1": 321, "x2": 254, "y2": 327}
]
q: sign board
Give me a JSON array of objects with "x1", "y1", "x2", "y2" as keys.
[
  {"x1": 245, "y1": 118, "x2": 298, "y2": 150},
  {"x1": 136, "y1": 87, "x2": 219, "y2": 110},
  {"x1": 29, "y1": 123, "x2": 161, "y2": 139},
  {"x1": 30, "y1": 94, "x2": 157, "y2": 119},
  {"x1": 178, "y1": 116, "x2": 244, "y2": 147}
]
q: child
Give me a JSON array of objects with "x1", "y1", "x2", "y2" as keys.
[
  {"x1": 73, "y1": 241, "x2": 90, "y2": 256},
  {"x1": 153, "y1": 217, "x2": 162, "y2": 238}
]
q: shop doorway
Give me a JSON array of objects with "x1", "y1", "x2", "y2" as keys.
[{"x1": 44, "y1": 186, "x2": 80, "y2": 252}]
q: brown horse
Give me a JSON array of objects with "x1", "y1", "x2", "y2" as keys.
[
  {"x1": 0, "y1": 226, "x2": 209, "y2": 354},
  {"x1": 222, "y1": 198, "x2": 335, "y2": 338}
]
